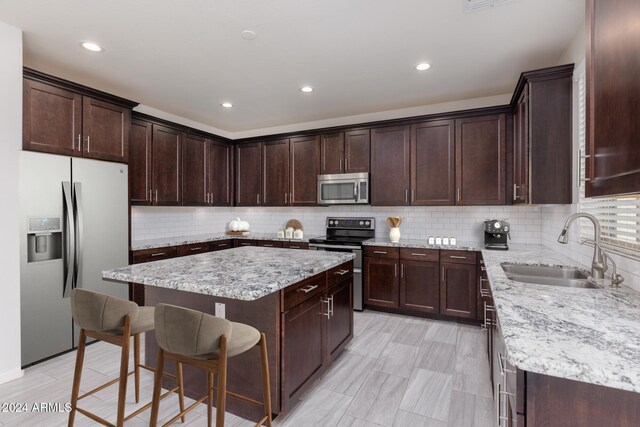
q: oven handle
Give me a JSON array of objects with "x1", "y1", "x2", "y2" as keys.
[{"x1": 309, "y1": 243, "x2": 362, "y2": 251}]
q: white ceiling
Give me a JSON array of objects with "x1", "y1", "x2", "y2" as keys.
[{"x1": 0, "y1": 0, "x2": 583, "y2": 137}]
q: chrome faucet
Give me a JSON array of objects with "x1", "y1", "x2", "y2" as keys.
[
  {"x1": 557, "y1": 213, "x2": 606, "y2": 279},
  {"x1": 579, "y1": 239, "x2": 625, "y2": 288}
]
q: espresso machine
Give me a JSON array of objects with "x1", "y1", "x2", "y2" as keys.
[{"x1": 484, "y1": 219, "x2": 511, "y2": 250}]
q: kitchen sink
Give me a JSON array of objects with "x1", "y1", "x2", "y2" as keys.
[{"x1": 501, "y1": 263, "x2": 600, "y2": 289}]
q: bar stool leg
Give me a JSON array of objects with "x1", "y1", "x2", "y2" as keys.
[
  {"x1": 259, "y1": 333, "x2": 272, "y2": 427},
  {"x1": 215, "y1": 335, "x2": 228, "y2": 427},
  {"x1": 134, "y1": 333, "x2": 141, "y2": 403},
  {"x1": 149, "y1": 348, "x2": 165, "y2": 427},
  {"x1": 116, "y1": 319, "x2": 132, "y2": 427},
  {"x1": 207, "y1": 371, "x2": 214, "y2": 427},
  {"x1": 176, "y1": 362, "x2": 186, "y2": 423},
  {"x1": 68, "y1": 329, "x2": 87, "y2": 427}
]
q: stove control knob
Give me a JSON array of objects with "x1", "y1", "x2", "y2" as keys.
[
  {"x1": 494, "y1": 221, "x2": 502, "y2": 229},
  {"x1": 359, "y1": 221, "x2": 364, "y2": 225},
  {"x1": 365, "y1": 221, "x2": 370, "y2": 226},
  {"x1": 328, "y1": 220, "x2": 334, "y2": 226},
  {"x1": 504, "y1": 226, "x2": 509, "y2": 232}
]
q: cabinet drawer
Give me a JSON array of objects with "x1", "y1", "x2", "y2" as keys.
[
  {"x1": 176, "y1": 242, "x2": 211, "y2": 257},
  {"x1": 282, "y1": 242, "x2": 309, "y2": 250},
  {"x1": 400, "y1": 248, "x2": 439, "y2": 262},
  {"x1": 257, "y1": 240, "x2": 284, "y2": 248},
  {"x1": 327, "y1": 261, "x2": 354, "y2": 289},
  {"x1": 440, "y1": 250, "x2": 477, "y2": 264},
  {"x1": 282, "y1": 273, "x2": 327, "y2": 311},
  {"x1": 210, "y1": 240, "x2": 233, "y2": 251},
  {"x1": 364, "y1": 246, "x2": 399, "y2": 259},
  {"x1": 235, "y1": 239, "x2": 258, "y2": 247},
  {"x1": 131, "y1": 246, "x2": 177, "y2": 264}
]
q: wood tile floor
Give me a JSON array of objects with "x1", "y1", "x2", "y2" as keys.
[{"x1": 0, "y1": 310, "x2": 493, "y2": 426}]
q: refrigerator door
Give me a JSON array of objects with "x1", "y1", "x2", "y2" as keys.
[
  {"x1": 19, "y1": 151, "x2": 74, "y2": 366},
  {"x1": 71, "y1": 158, "x2": 129, "y2": 301}
]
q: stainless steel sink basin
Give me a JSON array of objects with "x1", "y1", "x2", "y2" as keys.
[{"x1": 501, "y1": 263, "x2": 600, "y2": 289}]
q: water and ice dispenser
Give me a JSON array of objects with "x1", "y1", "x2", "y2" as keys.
[{"x1": 27, "y1": 217, "x2": 62, "y2": 262}]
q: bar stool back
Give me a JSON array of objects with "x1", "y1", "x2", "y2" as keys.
[{"x1": 150, "y1": 303, "x2": 272, "y2": 427}]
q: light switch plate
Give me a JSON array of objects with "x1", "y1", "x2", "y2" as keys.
[{"x1": 215, "y1": 303, "x2": 226, "y2": 319}]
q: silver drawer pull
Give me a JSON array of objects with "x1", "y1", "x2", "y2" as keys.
[
  {"x1": 480, "y1": 290, "x2": 489, "y2": 297},
  {"x1": 151, "y1": 252, "x2": 165, "y2": 257},
  {"x1": 481, "y1": 266, "x2": 487, "y2": 271},
  {"x1": 190, "y1": 247, "x2": 202, "y2": 251},
  {"x1": 410, "y1": 253, "x2": 427, "y2": 256},
  {"x1": 263, "y1": 244, "x2": 274, "y2": 247},
  {"x1": 449, "y1": 255, "x2": 467, "y2": 259},
  {"x1": 289, "y1": 245, "x2": 300, "y2": 248},
  {"x1": 498, "y1": 353, "x2": 516, "y2": 375},
  {"x1": 299, "y1": 284, "x2": 319, "y2": 293},
  {"x1": 334, "y1": 269, "x2": 350, "y2": 276},
  {"x1": 218, "y1": 243, "x2": 228, "y2": 247},
  {"x1": 373, "y1": 251, "x2": 388, "y2": 254}
]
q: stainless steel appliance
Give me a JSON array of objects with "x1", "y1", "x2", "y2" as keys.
[
  {"x1": 19, "y1": 151, "x2": 129, "y2": 366},
  {"x1": 317, "y1": 172, "x2": 369, "y2": 205},
  {"x1": 309, "y1": 217, "x2": 375, "y2": 310},
  {"x1": 484, "y1": 219, "x2": 511, "y2": 250}
]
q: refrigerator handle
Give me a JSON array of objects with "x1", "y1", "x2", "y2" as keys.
[
  {"x1": 73, "y1": 182, "x2": 84, "y2": 290},
  {"x1": 62, "y1": 182, "x2": 75, "y2": 298}
]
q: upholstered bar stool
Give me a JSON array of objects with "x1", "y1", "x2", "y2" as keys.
[
  {"x1": 69, "y1": 289, "x2": 185, "y2": 427},
  {"x1": 149, "y1": 303, "x2": 272, "y2": 427}
]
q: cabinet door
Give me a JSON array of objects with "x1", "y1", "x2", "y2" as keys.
[
  {"x1": 321, "y1": 132, "x2": 344, "y2": 174},
  {"x1": 176, "y1": 242, "x2": 211, "y2": 257},
  {"x1": 364, "y1": 257, "x2": 399, "y2": 308},
  {"x1": 513, "y1": 87, "x2": 529, "y2": 204},
  {"x1": 130, "y1": 119, "x2": 152, "y2": 205},
  {"x1": 256, "y1": 240, "x2": 283, "y2": 248},
  {"x1": 344, "y1": 129, "x2": 370, "y2": 173},
  {"x1": 290, "y1": 135, "x2": 320, "y2": 205},
  {"x1": 208, "y1": 140, "x2": 233, "y2": 206},
  {"x1": 181, "y1": 133, "x2": 208, "y2": 206},
  {"x1": 440, "y1": 262, "x2": 477, "y2": 319},
  {"x1": 210, "y1": 240, "x2": 233, "y2": 251},
  {"x1": 411, "y1": 120, "x2": 455, "y2": 205},
  {"x1": 82, "y1": 97, "x2": 130, "y2": 163},
  {"x1": 152, "y1": 124, "x2": 181, "y2": 205},
  {"x1": 455, "y1": 115, "x2": 506, "y2": 205},
  {"x1": 371, "y1": 125, "x2": 410, "y2": 206},
  {"x1": 23, "y1": 79, "x2": 82, "y2": 156},
  {"x1": 235, "y1": 143, "x2": 262, "y2": 206},
  {"x1": 282, "y1": 296, "x2": 325, "y2": 410},
  {"x1": 586, "y1": 0, "x2": 640, "y2": 197},
  {"x1": 131, "y1": 246, "x2": 177, "y2": 263},
  {"x1": 400, "y1": 260, "x2": 439, "y2": 314},
  {"x1": 327, "y1": 278, "x2": 353, "y2": 361},
  {"x1": 262, "y1": 139, "x2": 290, "y2": 206}
]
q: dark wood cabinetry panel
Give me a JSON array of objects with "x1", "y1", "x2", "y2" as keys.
[
  {"x1": 364, "y1": 257, "x2": 399, "y2": 308},
  {"x1": 282, "y1": 242, "x2": 309, "y2": 250},
  {"x1": 82, "y1": 97, "x2": 130, "y2": 163},
  {"x1": 440, "y1": 262, "x2": 477, "y2": 319},
  {"x1": 176, "y1": 242, "x2": 211, "y2": 257},
  {"x1": 23, "y1": 79, "x2": 82, "y2": 156},
  {"x1": 210, "y1": 240, "x2": 233, "y2": 251},
  {"x1": 131, "y1": 246, "x2": 178, "y2": 264},
  {"x1": 208, "y1": 140, "x2": 233, "y2": 206},
  {"x1": 455, "y1": 115, "x2": 506, "y2": 205},
  {"x1": 371, "y1": 125, "x2": 410, "y2": 206},
  {"x1": 320, "y1": 132, "x2": 344, "y2": 174},
  {"x1": 513, "y1": 86, "x2": 529, "y2": 204},
  {"x1": 151, "y1": 124, "x2": 181, "y2": 205},
  {"x1": 586, "y1": 0, "x2": 640, "y2": 197},
  {"x1": 400, "y1": 260, "x2": 440, "y2": 314},
  {"x1": 129, "y1": 119, "x2": 152, "y2": 205},
  {"x1": 290, "y1": 135, "x2": 320, "y2": 205},
  {"x1": 235, "y1": 143, "x2": 262, "y2": 206},
  {"x1": 327, "y1": 278, "x2": 353, "y2": 361},
  {"x1": 181, "y1": 133, "x2": 208, "y2": 206},
  {"x1": 262, "y1": 139, "x2": 290, "y2": 206},
  {"x1": 411, "y1": 120, "x2": 455, "y2": 205},
  {"x1": 256, "y1": 240, "x2": 284, "y2": 248},
  {"x1": 344, "y1": 129, "x2": 370, "y2": 173}
]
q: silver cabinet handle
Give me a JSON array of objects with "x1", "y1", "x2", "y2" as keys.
[
  {"x1": 411, "y1": 188, "x2": 415, "y2": 203},
  {"x1": 149, "y1": 189, "x2": 153, "y2": 203},
  {"x1": 373, "y1": 250, "x2": 387, "y2": 254},
  {"x1": 457, "y1": 187, "x2": 461, "y2": 202},
  {"x1": 449, "y1": 255, "x2": 467, "y2": 259},
  {"x1": 442, "y1": 266, "x2": 446, "y2": 282},
  {"x1": 262, "y1": 244, "x2": 274, "y2": 247},
  {"x1": 299, "y1": 284, "x2": 319, "y2": 294},
  {"x1": 410, "y1": 252, "x2": 426, "y2": 256},
  {"x1": 151, "y1": 252, "x2": 166, "y2": 257},
  {"x1": 513, "y1": 184, "x2": 519, "y2": 201},
  {"x1": 339, "y1": 158, "x2": 343, "y2": 172},
  {"x1": 482, "y1": 301, "x2": 488, "y2": 330},
  {"x1": 217, "y1": 243, "x2": 228, "y2": 247},
  {"x1": 345, "y1": 158, "x2": 348, "y2": 171},
  {"x1": 86, "y1": 136, "x2": 90, "y2": 152},
  {"x1": 155, "y1": 190, "x2": 158, "y2": 203},
  {"x1": 334, "y1": 269, "x2": 350, "y2": 276},
  {"x1": 405, "y1": 189, "x2": 408, "y2": 203},
  {"x1": 285, "y1": 193, "x2": 288, "y2": 204},
  {"x1": 401, "y1": 263, "x2": 404, "y2": 278},
  {"x1": 322, "y1": 298, "x2": 331, "y2": 319},
  {"x1": 290, "y1": 192, "x2": 293, "y2": 204},
  {"x1": 394, "y1": 263, "x2": 398, "y2": 278},
  {"x1": 257, "y1": 193, "x2": 260, "y2": 205},
  {"x1": 77, "y1": 134, "x2": 81, "y2": 151},
  {"x1": 498, "y1": 353, "x2": 516, "y2": 376},
  {"x1": 190, "y1": 247, "x2": 202, "y2": 251},
  {"x1": 481, "y1": 266, "x2": 487, "y2": 271}
]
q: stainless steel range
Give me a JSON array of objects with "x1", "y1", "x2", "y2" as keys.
[{"x1": 309, "y1": 217, "x2": 375, "y2": 311}]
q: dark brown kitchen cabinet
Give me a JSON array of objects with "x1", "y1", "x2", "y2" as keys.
[
  {"x1": 400, "y1": 260, "x2": 440, "y2": 314},
  {"x1": 512, "y1": 64, "x2": 573, "y2": 204},
  {"x1": 81, "y1": 97, "x2": 130, "y2": 163},
  {"x1": 326, "y1": 277, "x2": 353, "y2": 362},
  {"x1": 370, "y1": 125, "x2": 411, "y2": 206},
  {"x1": 455, "y1": 114, "x2": 506, "y2": 205},
  {"x1": 152, "y1": 124, "x2": 181, "y2": 205},
  {"x1": 440, "y1": 262, "x2": 477, "y2": 319},
  {"x1": 320, "y1": 132, "x2": 344, "y2": 174},
  {"x1": 586, "y1": 0, "x2": 640, "y2": 197},
  {"x1": 282, "y1": 242, "x2": 309, "y2": 250},
  {"x1": 210, "y1": 240, "x2": 233, "y2": 251},
  {"x1": 290, "y1": 135, "x2": 320, "y2": 205},
  {"x1": 181, "y1": 133, "x2": 208, "y2": 206},
  {"x1": 130, "y1": 246, "x2": 178, "y2": 305},
  {"x1": 256, "y1": 240, "x2": 283, "y2": 248},
  {"x1": 236, "y1": 142, "x2": 262, "y2": 206},
  {"x1": 207, "y1": 140, "x2": 233, "y2": 206},
  {"x1": 176, "y1": 242, "x2": 212, "y2": 257},
  {"x1": 130, "y1": 119, "x2": 153, "y2": 204},
  {"x1": 320, "y1": 129, "x2": 370, "y2": 174},
  {"x1": 263, "y1": 139, "x2": 290, "y2": 206},
  {"x1": 364, "y1": 257, "x2": 399, "y2": 308},
  {"x1": 410, "y1": 120, "x2": 455, "y2": 205}
]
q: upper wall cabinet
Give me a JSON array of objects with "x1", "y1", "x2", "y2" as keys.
[
  {"x1": 586, "y1": 0, "x2": 640, "y2": 197},
  {"x1": 371, "y1": 125, "x2": 411, "y2": 206},
  {"x1": 290, "y1": 135, "x2": 320, "y2": 205},
  {"x1": 236, "y1": 142, "x2": 263, "y2": 206},
  {"x1": 455, "y1": 114, "x2": 506, "y2": 205},
  {"x1": 207, "y1": 140, "x2": 233, "y2": 206},
  {"x1": 320, "y1": 129, "x2": 370, "y2": 174},
  {"x1": 130, "y1": 119, "x2": 152, "y2": 204},
  {"x1": 263, "y1": 139, "x2": 290, "y2": 206},
  {"x1": 512, "y1": 64, "x2": 573, "y2": 204},
  {"x1": 23, "y1": 70, "x2": 135, "y2": 164}
]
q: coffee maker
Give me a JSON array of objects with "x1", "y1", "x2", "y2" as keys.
[{"x1": 484, "y1": 219, "x2": 511, "y2": 250}]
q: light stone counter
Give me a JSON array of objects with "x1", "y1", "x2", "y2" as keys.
[
  {"x1": 363, "y1": 237, "x2": 483, "y2": 251},
  {"x1": 131, "y1": 232, "x2": 313, "y2": 251},
  {"x1": 103, "y1": 246, "x2": 354, "y2": 301}
]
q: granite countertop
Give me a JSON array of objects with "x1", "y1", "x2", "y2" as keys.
[
  {"x1": 363, "y1": 237, "x2": 483, "y2": 251},
  {"x1": 481, "y1": 244, "x2": 640, "y2": 393},
  {"x1": 103, "y1": 246, "x2": 354, "y2": 301},
  {"x1": 131, "y1": 232, "x2": 312, "y2": 251}
]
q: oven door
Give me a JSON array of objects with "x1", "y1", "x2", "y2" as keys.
[{"x1": 309, "y1": 243, "x2": 363, "y2": 311}]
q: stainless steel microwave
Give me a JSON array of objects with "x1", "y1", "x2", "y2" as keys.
[{"x1": 317, "y1": 172, "x2": 369, "y2": 205}]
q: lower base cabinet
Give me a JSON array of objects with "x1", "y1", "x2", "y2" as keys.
[
  {"x1": 327, "y1": 277, "x2": 354, "y2": 361},
  {"x1": 400, "y1": 260, "x2": 439, "y2": 313},
  {"x1": 364, "y1": 257, "x2": 399, "y2": 308},
  {"x1": 440, "y1": 262, "x2": 477, "y2": 319}
]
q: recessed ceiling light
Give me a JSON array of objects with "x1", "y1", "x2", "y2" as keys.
[
  {"x1": 300, "y1": 86, "x2": 314, "y2": 93},
  {"x1": 80, "y1": 41, "x2": 104, "y2": 52},
  {"x1": 241, "y1": 30, "x2": 257, "y2": 40},
  {"x1": 415, "y1": 63, "x2": 431, "y2": 71},
  {"x1": 221, "y1": 102, "x2": 233, "y2": 108}
]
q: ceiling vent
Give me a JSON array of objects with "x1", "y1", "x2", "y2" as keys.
[{"x1": 463, "y1": 0, "x2": 515, "y2": 13}]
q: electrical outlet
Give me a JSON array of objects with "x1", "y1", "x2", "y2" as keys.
[{"x1": 215, "y1": 303, "x2": 226, "y2": 319}]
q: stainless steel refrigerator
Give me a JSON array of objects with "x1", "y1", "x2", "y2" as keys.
[{"x1": 19, "y1": 151, "x2": 129, "y2": 366}]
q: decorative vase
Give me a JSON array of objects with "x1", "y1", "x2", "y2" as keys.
[{"x1": 389, "y1": 227, "x2": 401, "y2": 243}]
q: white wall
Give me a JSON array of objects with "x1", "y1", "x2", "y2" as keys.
[{"x1": 0, "y1": 21, "x2": 23, "y2": 383}]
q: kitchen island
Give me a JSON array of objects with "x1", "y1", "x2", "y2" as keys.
[{"x1": 103, "y1": 246, "x2": 355, "y2": 420}]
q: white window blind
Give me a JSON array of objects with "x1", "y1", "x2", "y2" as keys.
[{"x1": 578, "y1": 71, "x2": 640, "y2": 257}]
